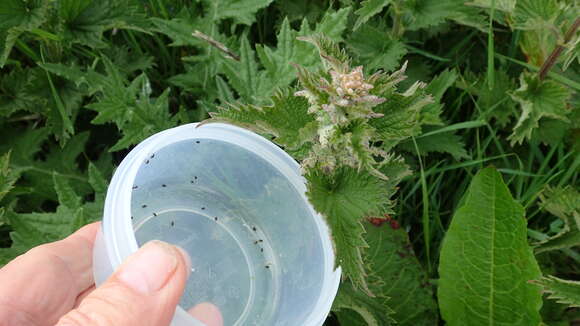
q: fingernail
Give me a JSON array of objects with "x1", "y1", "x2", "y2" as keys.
[
  {"x1": 176, "y1": 246, "x2": 192, "y2": 277},
  {"x1": 117, "y1": 240, "x2": 178, "y2": 294}
]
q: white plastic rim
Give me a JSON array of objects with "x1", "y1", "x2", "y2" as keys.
[{"x1": 92, "y1": 122, "x2": 342, "y2": 326}]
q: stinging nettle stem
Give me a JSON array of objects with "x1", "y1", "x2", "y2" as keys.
[
  {"x1": 192, "y1": 30, "x2": 240, "y2": 61},
  {"x1": 538, "y1": 17, "x2": 580, "y2": 81}
]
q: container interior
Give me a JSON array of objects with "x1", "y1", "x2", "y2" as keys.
[{"x1": 130, "y1": 138, "x2": 325, "y2": 325}]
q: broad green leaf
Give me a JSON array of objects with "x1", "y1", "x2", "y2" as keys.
[
  {"x1": 348, "y1": 22, "x2": 407, "y2": 72},
  {"x1": 203, "y1": 0, "x2": 274, "y2": 26},
  {"x1": 508, "y1": 72, "x2": 571, "y2": 146},
  {"x1": 353, "y1": 0, "x2": 392, "y2": 30},
  {"x1": 534, "y1": 276, "x2": 580, "y2": 308},
  {"x1": 305, "y1": 167, "x2": 392, "y2": 294},
  {"x1": 534, "y1": 186, "x2": 580, "y2": 253},
  {"x1": 438, "y1": 167, "x2": 543, "y2": 325}
]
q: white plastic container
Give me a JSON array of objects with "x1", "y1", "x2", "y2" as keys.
[{"x1": 92, "y1": 123, "x2": 341, "y2": 326}]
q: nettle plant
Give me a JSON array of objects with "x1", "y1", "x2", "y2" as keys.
[{"x1": 208, "y1": 35, "x2": 442, "y2": 323}]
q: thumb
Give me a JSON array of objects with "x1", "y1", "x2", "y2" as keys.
[{"x1": 56, "y1": 240, "x2": 190, "y2": 326}]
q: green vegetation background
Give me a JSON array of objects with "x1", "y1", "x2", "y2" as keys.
[{"x1": 0, "y1": 0, "x2": 578, "y2": 325}]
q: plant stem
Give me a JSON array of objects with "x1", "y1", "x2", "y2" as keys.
[{"x1": 538, "y1": 17, "x2": 580, "y2": 80}]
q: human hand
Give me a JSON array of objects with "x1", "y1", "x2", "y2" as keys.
[{"x1": 0, "y1": 222, "x2": 223, "y2": 326}]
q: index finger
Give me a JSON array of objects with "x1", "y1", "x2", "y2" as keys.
[{"x1": 0, "y1": 222, "x2": 100, "y2": 326}]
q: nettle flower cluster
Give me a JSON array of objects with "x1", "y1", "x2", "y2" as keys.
[{"x1": 295, "y1": 36, "x2": 420, "y2": 179}]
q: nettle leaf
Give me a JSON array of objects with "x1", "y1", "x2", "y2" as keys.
[
  {"x1": 508, "y1": 72, "x2": 571, "y2": 146},
  {"x1": 421, "y1": 69, "x2": 457, "y2": 125},
  {"x1": 202, "y1": 0, "x2": 274, "y2": 26},
  {"x1": 305, "y1": 167, "x2": 392, "y2": 294},
  {"x1": 0, "y1": 0, "x2": 51, "y2": 67},
  {"x1": 370, "y1": 88, "x2": 429, "y2": 149},
  {"x1": 348, "y1": 22, "x2": 407, "y2": 72},
  {"x1": 438, "y1": 167, "x2": 543, "y2": 325},
  {"x1": 315, "y1": 7, "x2": 351, "y2": 42},
  {"x1": 0, "y1": 68, "x2": 44, "y2": 117},
  {"x1": 0, "y1": 152, "x2": 18, "y2": 203},
  {"x1": 255, "y1": 17, "x2": 296, "y2": 91},
  {"x1": 459, "y1": 69, "x2": 517, "y2": 127},
  {"x1": 512, "y1": 0, "x2": 560, "y2": 30},
  {"x1": 353, "y1": 0, "x2": 392, "y2": 31},
  {"x1": 57, "y1": 0, "x2": 148, "y2": 48},
  {"x1": 335, "y1": 217, "x2": 437, "y2": 325},
  {"x1": 0, "y1": 160, "x2": 106, "y2": 266},
  {"x1": 467, "y1": 0, "x2": 516, "y2": 13},
  {"x1": 534, "y1": 186, "x2": 580, "y2": 254},
  {"x1": 400, "y1": 0, "x2": 485, "y2": 31},
  {"x1": 511, "y1": 0, "x2": 565, "y2": 67},
  {"x1": 534, "y1": 276, "x2": 580, "y2": 308},
  {"x1": 80, "y1": 57, "x2": 177, "y2": 151},
  {"x1": 398, "y1": 126, "x2": 469, "y2": 160},
  {"x1": 88, "y1": 162, "x2": 108, "y2": 204},
  {"x1": 333, "y1": 282, "x2": 395, "y2": 326},
  {"x1": 221, "y1": 36, "x2": 263, "y2": 102},
  {"x1": 209, "y1": 88, "x2": 315, "y2": 153},
  {"x1": 1, "y1": 174, "x2": 88, "y2": 263},
  {"x1": 25, "y1": 67, "x2": 83, "y2": 144}
]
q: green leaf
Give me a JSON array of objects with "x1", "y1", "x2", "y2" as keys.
[
  {"x1": 336, "y1": 217, "x2": 438, "y2": 325},
  {"x1": 534, "y1": 276, "x2": 580, "y2": 308},
  {"x1": 221, "y1": 36, "x2": 260, "y2": 101},
  {"x1": 353, "y1": 0, "x2": 392, "y2": 30},
  {"x1": 333, "y1": 282, "x2": 396, "y2": 326},
  {"x1": 305, "y1": 167, "x2": 392, "y2": 294},
  {"x1": 315, "y1": 7, "x2": 351, "y2": 42},
  {"x1": 0, "y1": 152, "x2": 18, "y2": 202},
  {"x1": 421, "y1": 69, "x2": 457, "y2": 125},
  {"x1": 203, "y1": 0, "x2": 274, "y2": 26},
  {"x1": 88, "y1": 162, "x2": 107, "y2": 203},
  {"x1": 255, "y1": 17, "x2": 296, "y2": 90},
  {"x1": 534, "y1": 186, "x2": 580, "y2": 253},
  {"x1": 0, "y1": 0, "x2": 51, "y2": 67},
  {"x1": 512, "y1": 0, "x2": 560, "y2": 30},
  {"x1": 438, "y1": 167, "x2": 543, "y2": 325},
  {"x1": 348, "y1": 22, "x2": 407, "y2": 72},
  {"x1": 398, "y1": 126, "x2": 470, "y2": 160},
  {"x1": 52, "y1": 173, "x2": 81, "y2": 209},
  {"x1": 57, "y1": 0, "x2": 148, "y2": 48},
  {"x1": 467, "y1": 0, "x2": 516, "y2": 13},
  {"x1": 400, "y1": 0, "x2": 485, "y2": 31},
  {"x1": 458, "y1": 70, "x2": 517, "y2": 127},
  {"x1": 508, "y1": 72, "x2": 571, "y2": 146},
  {"x1": 209, "y1": 88, "x2": 315, "y2": 151}
]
